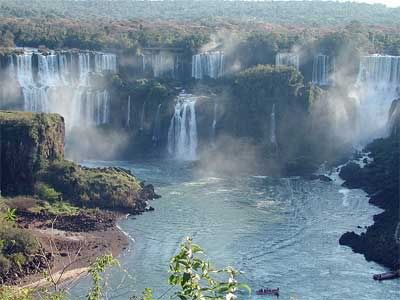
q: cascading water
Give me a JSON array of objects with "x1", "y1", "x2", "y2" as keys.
[
  {"x1": 95, "y1": 53, "x2": 117, "y2": 73},
  {"x1": 275, "y1": 52, "x2": 299, "y2": 70},
  {"x1": 140, "y1": 101, "x2": 147, "y2": 131},
  {"x1": 152, "y1": 104, "x2": 162, "y2": 145},
  {"x1": 312, "y1": 54, "x2": 334, "y2": 86},
  {"x1": 354, "y1": 54, "x2": 400, "y2": 144},
  {"x1": 82, "y1": 90, "x2": 110, "y2": 126},
  {"x1": 15, "y1": 54, "x2": 49, "y2": 112},
  {"x1": 167, "y1": 92, "x2": 198, "y2": 161},
  {"x1": 142, "y1": 52, "x2": 178, "y2": 78},
  {"x1": 270, "y1": 104, "x2": 277, "y2": 145},
  {"x1": 126, "y1": 96, "x2": 131, "y2": 127},
  {"x1": 9, "y1": 49, "x2": 117, "y2": 129},
  {"x1": 192, "y1": 51, "x2": 224, "y2": 79}
]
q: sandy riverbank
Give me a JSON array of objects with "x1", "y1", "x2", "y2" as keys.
[{"x1": 14, "y1": 211, "x2": 130, "y2": 289}]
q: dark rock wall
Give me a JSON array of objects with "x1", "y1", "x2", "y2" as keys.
[
  {"x1": 0, "y1": 111, "x2": 65, "y2": 195},
  {"x1": 339, "y1": 99, "x2": 400, "y2": 270}
]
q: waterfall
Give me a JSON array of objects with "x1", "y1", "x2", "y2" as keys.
[
  {"x1": 152, "y1": 104, "x2": 162, "y2": 145},
  {"x1": 140, "y1": 101, "x2": 147, "y2": 131},
  {"x1": 210, "y1": 102, "x2": 218, "y2": 147},
  {"x1": 126, "y1": 96, "x2": 131, "y2": 127},
  {"x1": 275, "y1": 53, "x2": 299, "y2": 70},
  {"x1": 312, "y1": 54, "x2": 334, "y2": 86},
  {"x1": 95, "y1": 53, "x2": 117, "y2": 73},
  {"x1": 167, "y1": 92, "x2": 198, "y2": 161},
  {"x1": 192, "y1": 51, "x2": 224, "y2": 79},
  {"x1": 78, "y1": 52, "x2": 91, "y2": 84},
  {"x1": 81, "y1": 90, "x2": 110, "y2": 127},
  {"x1": 142, "y1": 52, "x2": 177, "y2": 77},
  {"x1": 270, "y1": 104, "x2": 277, "y2": 145},
  {"x1": 9, "y1": 49, "x2": 117, "y2": 129},
  {"x1": 354, "y1": 54, "x2": 400, "y2": 144}
]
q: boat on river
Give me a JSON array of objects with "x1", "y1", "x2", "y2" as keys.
[
  {"x1": 373, "y1": 270, "x2": 400, "y2": 281},
  {"x1": 256, "y1": 288, "x2": 279, "y2": 296}
]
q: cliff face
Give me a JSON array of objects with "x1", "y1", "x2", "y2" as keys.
[
  {"x1": 0, "y1": 111, "x2": 64, "y2": 196},
  {"x1": 339, "y1": 99, "x2": 400, "y2": 270},
  {"x1": 0, "y1": 110, "x2": 158, "y2": 213},
  {"x1": 193, "y1": 65, "x2": 330, "y2": 175}
]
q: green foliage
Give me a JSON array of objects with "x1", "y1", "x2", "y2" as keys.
[
  {"x1": 0, "y1": 254, "x2": 11, "y2": 273},
  {"x1": 35, "y1": 183, "x2": 62, "y2": 203},
  {"x1": 40, "y1": 160, "x2": 143, "y2": 212},
  {"x1": 0, "y1": 286, "x2": 34, "y2": 300},
  {"x1": 86, "y1": 254, "x2": 120, "y2": 300},
  {"x1": 0, "y1": 238, "x2": 249, "y2": 300},
  {"x1": 0, "y1": 217, "x2": 38, "y2": 281},
  {"x1": 0, "y1": 226, "x2": 38, "y2": 256},
  {"x1": 33, "y1": 201, "x2": 79, "y2": 216},
  {"x1": 142, "y1": 288, "x2": 154, "y2": 300},
  {"x1": 0, "y1": 0, "x2": 398, "y2": 27},
  {"x1": 168, "y1": 237, "x2": 251, "y2": 300},
  {"x1": 10, "y1": 252, "x2": 26, "y2": 270},
  {"x1": 3, "y1": 208, "x2": 16, "y2": 222}
]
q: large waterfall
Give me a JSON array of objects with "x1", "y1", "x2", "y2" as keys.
[
  {"x1": 312, "y1": 54, "x2": 334, "y2": 86},
  {"x1": 275, "y1": 53, "x2": 299, "y2": 70},
  {"x1": 167, "y1": 92, "x2": 198, "y2": 160},
  {"x1": 192, "y1": 51, "x2": 224, "y2": 79},
  {"x1": 354, "y1": 54, "x2": 400, "y2": 143},
  {"x1": 8, "y1": 49, "x2": 117, "y2": 129}
]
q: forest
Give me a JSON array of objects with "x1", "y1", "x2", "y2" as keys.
[{"x1": 0, "y1": 0, "x2": 399, "y2": 27}]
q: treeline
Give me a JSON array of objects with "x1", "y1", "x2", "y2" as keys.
[
  {"x1": 0, "y1": 18, "x2": 211, "y2": 52},
  {"x1": 0, "y1": 0, "x2": 399, "y2": 27},
  {"x1": 0, "y1": 16, "x2": 399, "y2": 58}
]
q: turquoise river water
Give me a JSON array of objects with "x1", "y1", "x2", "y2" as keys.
[{"x1": 70, "y1": 160, "x2": 399, "y2": 300}]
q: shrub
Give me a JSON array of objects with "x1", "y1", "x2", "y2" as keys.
[
  {"x1": 0, "y1": 254, "x2": 11, "y2": 273},
  {"x1": 35, "y1": 183, "x2": 61, "y2": 203},
  {"x1": 0, "y1": 287, "x2": 34, "y2": 300},
  {"x1": 10, "y1": 253, "x2": 26, "y2": 270},
  {"x1": 6, "y1": 197, "x2": 38, "y2": 211},
  {"x1": 0, "y1": 226, "x2": 38, "y2": 256}
]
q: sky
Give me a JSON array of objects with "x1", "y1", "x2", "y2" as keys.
[{"x1": 345, "y1": 0, "x2": 400, "y2": 7}]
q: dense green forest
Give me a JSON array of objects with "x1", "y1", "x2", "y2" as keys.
[
  {"x1": 0, "y1": 17, "x2": 399, "y2": 58},
  {"x1": 0, "y1": 0, "x2": 399, "y2": 27},
  {"x1": 0, "y1": 1, "x2": 399, "y2": 54}
]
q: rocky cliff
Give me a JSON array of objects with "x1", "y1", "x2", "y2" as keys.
[
  {"x1": 339, "y1": 99, "x2": 400, "y2": 270},
  {"x1": 0, "y1": 110, "x2": 158, "y2": 213},
  {"x1": 0, "y1": 111, "x2": 64, "y2": 195}
]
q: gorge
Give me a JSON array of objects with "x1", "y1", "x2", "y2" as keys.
[{"x1": 0, "y1": 3, "x2": 399, "y2": 299}]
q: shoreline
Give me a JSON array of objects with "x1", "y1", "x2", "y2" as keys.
[
  {"x1": 338, "y1": 137, "x2": 400, "y2": 274},
  {"x1": 14, "y1": 211, "x2": 130, "y2": 289}
]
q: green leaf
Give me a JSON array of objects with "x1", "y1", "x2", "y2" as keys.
[{"x1": 237, "y1": 283, "x2": 252, "y2": 294}]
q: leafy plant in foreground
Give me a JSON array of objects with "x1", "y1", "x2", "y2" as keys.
[{"x1": 167, "y1": 237, "x2": 251, "y2": 300}]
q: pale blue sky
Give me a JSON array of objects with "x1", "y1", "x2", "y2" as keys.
[{"x1": 344, "y1": 0, "x2": 400, "y2": 7}]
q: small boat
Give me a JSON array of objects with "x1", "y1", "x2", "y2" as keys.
[
  {"x1": 373, "y1": 270, "x2": 400, "y2": 281},
  {"x1": 256, "y1": 288, "x2": 279, "y2": 296}
]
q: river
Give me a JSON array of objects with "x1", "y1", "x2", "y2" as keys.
[{"x1": 70, "y1": 159, "x2": 399, "y2": 300}]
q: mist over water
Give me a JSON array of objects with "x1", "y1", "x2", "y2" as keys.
[
  {"x1": 9, "y1": 48, "x2": 117, "y2": 129},
  {"x1": 70, "y1": 160, "x2": 399, "y2": 300},
  {"x1": 351, "y1": 54, "x2": 400, "y2": 145}
]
